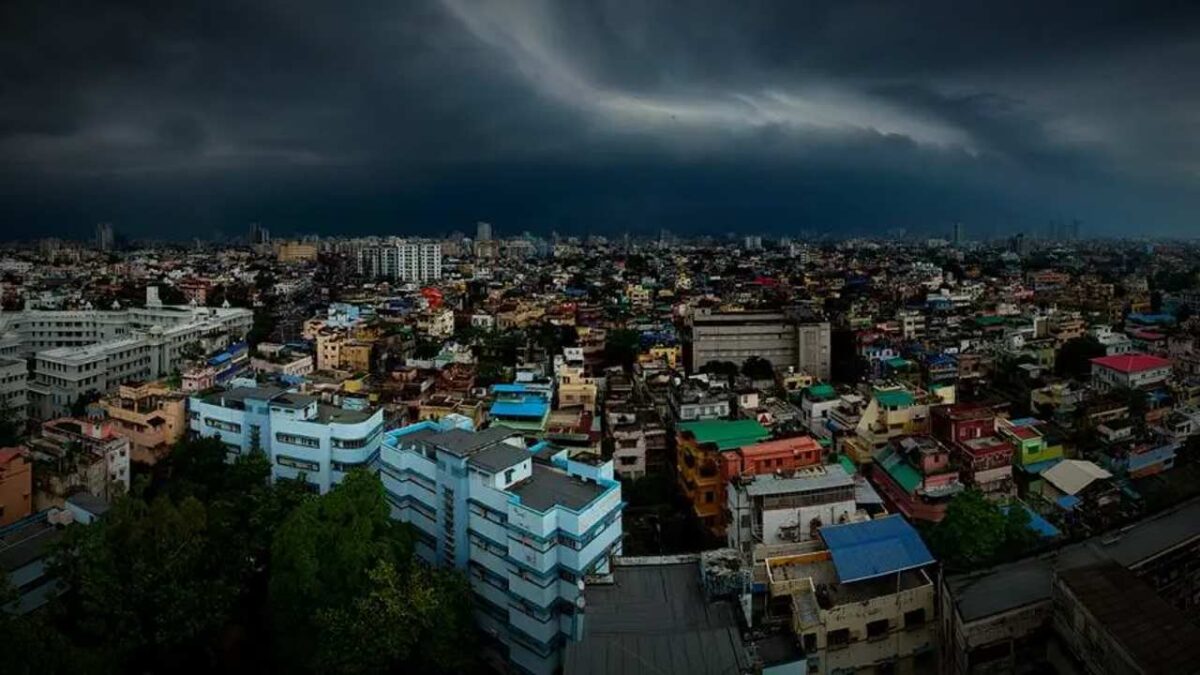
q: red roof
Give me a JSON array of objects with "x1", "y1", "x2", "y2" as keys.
[
  {"x1": 1090, "y1": 353, "x2": 1171, "y2": 374},
  {"x1": 0, "y1": 446, "x2": 27, "y2": 466}
]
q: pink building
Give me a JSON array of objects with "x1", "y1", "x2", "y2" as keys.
[{"x1": 870, "y1": 435, "x2": 964, "y2": 522}]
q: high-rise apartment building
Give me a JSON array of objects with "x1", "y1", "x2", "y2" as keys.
[
  {"x1": 380, "y1": 417, "x2": 623, "y2": 675},
  {"x1": 476, "y1": 220, "x2": 493, "y2": 242},
  {"x1": 356, "y1": 241, "x2": 442, "y2": 281},
  {"x1": 95, "y1": 222, "x2": 114, "y2": 251}
]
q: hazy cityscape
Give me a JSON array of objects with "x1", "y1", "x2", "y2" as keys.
[{"x1": 5, "y1": 2, "x2": 1200, "y2": 675}]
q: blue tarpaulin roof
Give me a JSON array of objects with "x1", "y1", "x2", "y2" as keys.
[
  {"x1": 1056, "y1": 495, "x2": 1081, "y2": 511},
  {"x1": 492, "y1": 384, "x2": 532, "y2": 393},
  {"x1": 1000, "y1": 504, "x2": 1061, "y2": 539},
  {"x1": 490, "y1": 400, "x2": 548, "y2": 418},
  {"x1": 819, "y1": 515, "x2": 934, "y2": 583}
]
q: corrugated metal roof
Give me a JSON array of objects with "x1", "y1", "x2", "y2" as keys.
[{"x1": 819, "y1": 514, "x2": 934, "y2": 583}]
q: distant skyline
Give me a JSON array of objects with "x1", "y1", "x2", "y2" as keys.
[{"x1": 2, "y1": 1, "x2": 1199, "y2": 240}]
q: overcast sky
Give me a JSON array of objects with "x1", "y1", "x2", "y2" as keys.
[{"x1": 2, "y1": 0, "x2": 1198, "y2": 240}]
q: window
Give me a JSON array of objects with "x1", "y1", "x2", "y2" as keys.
[
  {"x1": 704, "y1": 491, "x2": 714, "y2": 503},
  {"x1": 866, "y1": 619, "x2": 889, "y2": 640},
  {"x1": 504, "y1": 468, "x2": 515, "y2": 484},
  {"x1": 903, "y1": 608, "x2": 926, "y2": 629},
  {"x1": 802, "y1": 633, "x2": 817, "y2": 652},
  {"x1": 276, "y1": 432, "x2": 320, "y2": 448},
  {"x1": 827, "y1": 628, "x2": 849, "y2": 648},
  {"x1": 277, "y1": 455, "x2": 320, "y2": 472}
]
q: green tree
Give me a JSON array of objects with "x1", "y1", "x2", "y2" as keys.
[
  {"x1": 742, "y1": 355, "x2": 775, "y2": 381},
  {"x1": 699, "y1": 360, "x2": 740, "y2": 379},
  {"x1": 268, "y1": 470, "x2": 477, "y2": 674},
  {"x1": 603, "y1": 328, "x2": 641, "y2": 370},
  {"x1": 0, "y1": 400, "x2": 22, "y2": 446},
  {"x1": 928, "y1": 491, "x2": 1040, "y2": 571},
  {"x1": 50, "y1": 495, "x2": 247, "y2": 671},
  {"x1": 928, "y1": 491, "x2": 1007, "y2": 570},
  {"x1": 1055, "y1": 336, "x2": 1106, "y2": 381}
]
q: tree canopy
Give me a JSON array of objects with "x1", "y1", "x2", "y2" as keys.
[
  {"x1": 14, "y1": 436, "x2": 477, "y2": 674},
  {"x1": 1055, "y1": 335, "x2": 1106, "y2": 381},
  {"x1": 927, "y1": 491, "x2": 1041, "y2": 571}
]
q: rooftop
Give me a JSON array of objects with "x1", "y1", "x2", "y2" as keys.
[
  {"x1": 314, "y1": 404, "x2": 376, "y2": 425},
  {"x1": 1058, "y1": 562, "x2": 1200, "y2": 673},
  {"x1": 874, "y1": 389, "x2": 915, "y2": 408},
  {"x1": 563, "y1": 561, "x2": 751, "y2": 675},
  {"x1": 508, "y1": 462, "x2": 605, "y2": 512},
  {"x1": 1090, "y1": 352, "x2": 1172, "y2": 374},
  {"x1": 467, "y1": 442, "x2": 530, "y2": 474},
  {"x1": 819, "y1": 514, "x2": 935, "y2": 583},
  {"x1": 678, "y1": 419, "x2": 769, "y2": 451},
  {"x1": 405, "y1": 426, "x2": 519, "y2": 458},
  {"x1": 742, "y1": 464, "x2": 854, "y2": 497},
  {"x1": 947, "y1": 497, "x2": 1200, "y2": 623}
]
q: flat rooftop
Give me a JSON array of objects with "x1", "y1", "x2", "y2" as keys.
[
  {"x1": 509, "y1": 462, "x2": 605, "y2": 512},
  {"x1": 467, "y1": 442, "x2": 530, "y2": 474},
  {"x1": 563, "y1": 561, "x2": 751, "y2": 675},
  {"x1": 1059, "y1": 562, "x2": 1200, "y2": 673},
  {"x1": 315, "y1": 404, "x2": 375, "y2": 425},
  {"x1": 404, "y1": 426, "x2": 519, "y2": 458},
  {"x1": 947, "y1": 496, "x2": 1200, "y2": 623}
]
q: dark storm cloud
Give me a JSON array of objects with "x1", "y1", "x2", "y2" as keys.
[{"x1": 0, "y1": 0, "x2": 1198, "y2": 238}]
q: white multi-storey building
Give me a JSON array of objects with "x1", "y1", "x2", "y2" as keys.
[
  {"x1": 2, "y1": 289, "x2": 253, "y2": 421},
  {"x1": 356, "y1": 241, "x2": 443, "y2": 281},
  {"x1": 380, "y1": 417, "x2": 623, "y2": 675},
  {"x1": 187, "y1": 385, "x2": 385, "y2": 494},
  {"x1": 726, "y1": 465, "x2": 865, "y2": 554},
  {"x1": 0, "y1": 356, "x2": 27, "y2": 419}
]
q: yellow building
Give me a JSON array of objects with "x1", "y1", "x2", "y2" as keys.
[
  {"x1": 844, "y1": 387, "x2": 933, "y2": 465},
  {"x1": 99, "y1": 382, "x2": 187, "y2": 464},
  {"x1": 638, "y1": 345, "x2": 682, "y2": 369},
  {"x1": 276, "y1": 241, "x2": 318, "y2": 263},
  {"x1": 765, "y1": 517, "x2": 936, "y2": 675},
  {"x1": 315, "y1": 331, "x2": 343, "y2": 371},
  {"x1": 339, "y1": 341, "x2": 374, "y2": 374},
  {"x1": 556, "y1": 363, "x2": 598, "y2": 413}
]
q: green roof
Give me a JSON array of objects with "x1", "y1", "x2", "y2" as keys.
[
  {"x1": 877, "y1": 448, "x2": 922, "y2": 493},
  {"x1": 874, "y1": 389, "x2": 915, "y2": 408},
  {"x1": 678, "y1": 419, "x2": 770, "y2": 451},
  {"x1": 807, "y1": 383, "x2": 836, "y2": 399},
  {"x1": 973, "y1": 316, "x2": 1006, "y2": 326},
  {"x1": 885, "y1": 357, "x2": 912, "y2": 369},
  {"x1": 836, "y1": 454, "x2": 857, "y2": 475}
]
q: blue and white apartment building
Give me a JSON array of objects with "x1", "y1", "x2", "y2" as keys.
[
  {"x1": 187, "y1": 385, "x2": 384, "y2": 493},
  {"x1": 380, "y1": 415, "x2": 624, "y2": 675}
]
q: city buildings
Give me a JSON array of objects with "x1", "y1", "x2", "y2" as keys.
[
  {"x1": 28, "y1": 415, "x2": 130, "y2": 508},
  {"x1": 97, "y1": 381, "x2": 187, "y2": 464},
  {"x1": 726, "y1": 464, "x2": 861, "y2": 552},
  {"x1": 1089, "y1": 352, "x2": 1173, "y2": 391},
  {"x1": 941, "y1": 498, "x2": 1200, "y2": 674},
  {"x1": 0, "y1": 289, "x2": 253, "y2": 420},
  {"x1": 764, "y1": 516, "x2": 937, "y2": 675},
  {"x1": 187, "y1": 385, "x2": 385, "y2": 494},
  {"x1": 380, "y1": 417, "x2": 623, "y2": 675}
]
